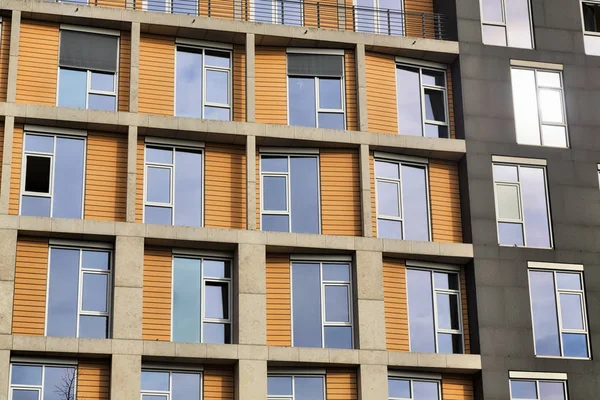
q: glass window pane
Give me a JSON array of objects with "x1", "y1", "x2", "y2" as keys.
[
  {"x1": 322, "y1": 264, "x2": 350, "y2": 281},
  {"x1": 12, "y1": 390, "x2": 39, "y2": 400},
  {"x1": 541, "y1": 125, "x2": 567, "y2": 148},
  {"x1": 88, "y1": 94, "x2": 116, "y2": 111},
  {"x1": 438, "y1": 333, "x2": 463, "y2": 354},
  {"x1": 141, "y1": 371, "x2": 170, "y2": 391},
  {"x1": 176, "y1": 50, "x2": 202, "y2": 118},
  {"x1": 325, "y1": 286, "x2": 350, "y2": 322},
  {"x1": 539, "y1": 89, "x2": 564, "y2": 124},
  {"x1": 529, "y1": 271, "x2": 561, "y2": 356},
  {"x1": 520, "y1": 167, "x2": 551, "y2": 248},
  {"x1": 263, "y1": 176, "x2": 287, "y2": 211},
  {"x1": 324, "y1": 326, "x2": 353, "y2": 348},
  {"x1": 142, "y1": 396, "x2": 168, "y2": 400},
  {"x1": 388, "y1": 379, "x2": 410, "y2": 398},
  {"x1": 401, "y1": 165, "x2": 429, "y2": 241},
  {"x1": 537, "y1": 71, "x2": 561, "y2": 88},
  {"x1": 498, "y1": 222, "x2": 524, "y2": 246},
  {"x1": 53, "y1": 137, "x2": 85, "y2": 219},
  {"x1": 147, "y1": 167, "x2": 171, "y2": 204},
  {"x1": 172, "y1": 373, "x2": 201, "y2": 400},
  {"x1": 204, "y1": 106, "x2": 230, "y2": 120},
  {"x1": 396, "y1": 66, "x2": 423, "y2": 136},
  {"x1": 295, "y1": 377, "x2": 325, "y2": 400},
  {"x1": 539, "y1": 381, "x2": 566, "y2": 400},
  {"x1": 481, "y1": 0, "x2": 504, "y2": 22},
  {"x1": 290, "y1": 157, "x2": 320, "y2": 234},
  {"x1": 82, "y1": 273, "x2": 108, "y2": 312},
  {"x1": 262, "y1": 156, "x2": 288, "y2": 173},
  {"x1": 292, "y1": 263, "x2": 322, "y2": 347},
  {"x1": 375, "y1": 160, "x2": 399, "y2": 179},
  {"x1": 21, "y1": 196, "x2": 51, "y2": 217},
  {"x1": 407, "y1": 269, "x2": 435, "y2": 352},
  {"x1": 173, "y1": 257, "x2": 201, "y2": 343},
  {"x1": 79, "y1": 315, "x2": 108, "y2": 339},
  {"x1": 505, "y1": 0, "x2": 533, "y2": 49},
  {"x1": 560, "y1": 294, "x2": 584, "y2": 330},
  {"x1": 206, "y1": 70, "x2": 229, "y2": 105},
  {"x1": 584, "y1": 33, "x2": 600, "y2": 56},
  {"x1": 437, "y1": 293, "x2": 460, "y2": 330},
  {"x1": 556, "y1": 273, "x2": 581, "y2": 290},
  {"x1": 145, "y1": 206, "x2": 172, "y2": 225},
  {"x1": 433, "y1": 272, "x2": 459, "y2": 290},
  {"x1": 289, "y1": 77, "x2": 317, "y2": 128},
  {"x1": 377, "y1": 219, "x2": 402, "y2": 239},
  {"x1": 82, "y1": 251, "x2": 110, "y2": 271},
  {"x1": 58, "y1": 69, "x2": 87, "y2": 109},
  {"x1": 511, "y1": 68, "x2": 540, "y2": 145},
  {"x1": 319, "y1": 78, "x2": 342, "y2": 109},
  {"x1": 90, "y1": 72, "x2": 115, "y2": 92},
  {"x1": 203, "y1": 322, "x2": 230, "y2": 344},
  {"x1": 317, "y1": 113, "x2": 345, "y2": 129},
  {"x1": 377, "y1": 181, "x2": 400, "y2": 217},
  {"x1": 422, "y1": 70, "x2": 445, "y2": 86},
  {"x1": 268, "y1": 376, "x2": 293, "y2": 396},
  {"x1": 44, "y1": 366, "x2": 76, "y2": 400},
  {"x1": 493, "y1": 165, "x2": 518, "y2": 182},
  {"x1": 25, "y1": 134, "x2": 54, "y2": 153},
  {"x1": 11, "y1": 365, "x2": 42, "y2": 385},
  {"x1": 171, "y1": 0, "x2": 198, "y2": 14},
  {"x1": 584, "y1": 3, "x2": 600, "y2": 32},
  {"x1": 424, "y1": 89, "x2": 445, "y2": 122},
  {"x1": 146, "y1": 147, "x2": 173, "y2": 164},
  {"x1": 204, "y1": 260, "x2": 230, "y2": 279},
  {"x1": 510, "y1": 380, "x2": 537, "y2": 399},
  {"x1": 562, "y1": 333, "x2": 588, "y2": 358},
  {"x1": 424, "y1": 123, "x2": 449, "y2": 139},
  {"x1": 24, "y1": 156, "x2": 51, "y2": 194},
  {"x1": 413, "y1": 381, "x2": 440, "y2": 399},
  {"x1": 262, "y1": 214, "x2": 289, "y2": 232},
  {"x1": 47, "y1": 248, "x2": 80, "y2": 337},
  {"x1": 496, "y1": 185, "x2": 521, "y2": 220},
  {"x1": 205, "y1": 281, "x2": 228, "y2": 319},
  {"x1": 174, "y1": 150, "x2": 202, "y2": 227},
  {"x1": 277, "y1": 0, "x2": 302, "y2": 25},
  {"x1": 205, "y1": 50, "x2": 230, "y2": 68},
  {"x1": 482, "y1": 24, "x2": 507, "y2": 46}
]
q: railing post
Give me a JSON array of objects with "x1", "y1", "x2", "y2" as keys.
[
  {"x1": 208, "y1": 0, "x2": 212, "y2": 17},
  {"x1": 387, "y1": 9, "x2": 391, "y2": 35},
  {"x1": 436, "y1": 14, "x2": 442, "y2": 39},
  {"x1": 352, "y1": 5, "x2": 356, "y2": 32},
  {"x1": 281, "y1": 0, "x2": 285, "y2": 24},
  {"x1": 317, "y1": 2, "x2": 321, "y2": 28},
  {"x1": 421, "y1": 12, "x2": 425, "y2": 38}
]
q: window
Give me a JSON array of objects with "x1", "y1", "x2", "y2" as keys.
[
  {"x1": 46, "y1": 244, "x2": 111, "y2": 339},
  {"x1": 480, "y1": 0, "x2": 533, "y2": 48},
  {"x1": 58, "y1": 28, "x2": 119, "y2": 111},
  {"x1": 375, "y1": 156, "x2": 429, "y2": 240},
  {"x1": 510, "y1": 67, "x2": 568, "y2": 147},
  {"x1": 141, "y1": 369, "x2": 202, "y2": 400},
  {"x1": 172, "y1": 255, "x2": 232, "y2": 344},
  {"x1": 252, "y1": 0, "x2": 302, "y2": 25},
  {"x1": 260, "y1": 152, "x2": 320, "y2": 233},
  {"x1": 582, "y1": 1, "x2": 600, "y2": 55},
  {"x1": 492, "y1": 161, "x2": 552, "y2": 248},
  {"x1": 287, "y1": 52, "x2": 346, "y2": 130},
  {"x1": 175, "y1": 45, "x2": 232, "y2": 120},
  {"x1": 388, "y1": 376, "x2": 440, "y2": 400},
  {"x1": 528, "y1": 265, "x2": 589, "y2": 358},
  {"x1": 20, "y1": 130, "x2": 85, "y2": 218},
  {"x1": 145, "y1": 0, "x2": 199, "y2": 14},
  {"x1": 268, "y1": 374, "x2": 325, "y2": 400},
  {"x1": 407, "y1": 266, "x2": 463, "y2": 354},
  {"x1": 10, "y1": 363, "x2": 77, "y2": 400},
  {"x1": 396, "y1": 62, "x2": 449, "y2": 138},
  {"x1": 509, "y1": 377, "x2": 568, "y2": 400},
  {"x1": 144, "y1": 143, "x2": 203, "y2": 226},
  {"x1": 291, "y1": 259, "x2": 353, "y2": 349},
  {"x1": 355, "y1": 0, "x2": 404, "y2": 35}
]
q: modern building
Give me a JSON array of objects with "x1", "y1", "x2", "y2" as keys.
[{"x1": 0, "y1": 0, "x2": 594, "y2": 399}]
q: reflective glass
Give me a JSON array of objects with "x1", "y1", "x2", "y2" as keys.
[
  {"x1": 82, "y1": 251, "x2": 110, "y2": 271},
  {"x1": 388, "y1": 379, "x2": 410, "y2": 398},
  {"x1": 537, "y1": 71, "x2": 561, "y2": 88},
  {"x1": 295, "y1": 377, "x2": 325, "y2": 400},
  {"x1": 145, "y1": 206, "x2": 172, "y2": 225},
  {"x1": 206, "y1": 70, "x2": 229, "y2": 105},
  {"x1": 12, "y1": 390, "x2": 39, "y2": 400},
  {"x1": 205, "y1": 50, "x2": 230, "y2": 68},
  {"x1": 481, "y1": 0, "x2": 504, "y2": 22},
  {"x1": 325, "y1": 286, "x2": 349, "y2": 322},
  {"x1": 263, "y1": 176, "x2": 287, "y2": 211},
  {"x1": 493, "y1": 164, "x2": 518, "y2": 183},
  {"x1": 396, "y1": 66, "x2": 423, "y2": 136},
  {"x1": 141, "y1": 371, "x2": 170, "y2": 391},
  {"x1": 505, "y1": 0, "x2": 533, "y2": 49},
  {"x1": 402, "y1": 165, "x2": 429, "y2": 241},
  {"x1": 147, "y1": 167, "x2": 171, "y2": 204},
  {"x1": 88, "y1": 94, "x2": 116, "y2": 111},
  {"x1": 47, "y1": 248, "x2": 80, "y2": 337},
  {"x1": 142, "y1": 396, "x2": 167, "y2": 400},
  {"x1": 44, "y1": 366, "x2": 76, "y2": 400},
  {"x1": 539, "y1": 89, "x2": 564, "y2": 124},
  {"x1": 407, "y1": 269, "x2": 435, "y2": 352},
  {"x1": 556, "y1": 273, "x2": 581, "y2": 290},
  {"x1": 317, "y1": 113, "x2": 345, "y2": 129},
  {"x1": 510, "y1": 380, "x2": 537, "y2": 399},
  {"x1": 529, "y1": 271, "x2": 560, "y2": 356},
  {"x1": 253, "y1": 0, "x2": 275, "y2": 23},
  {"x1": 541, "y1": 126, "x2": 567, "y2": 148},
  {"x1": 355, "y1": 0, "x2": 376, "y2": 33},
  {"x1": 90, "y1": 72, "x2": 115, "y2": 92},
  {"x1": 174, "y1": 150, "x2": 202, "y2": 227},
  {"x1": 560, "y1": 294, "x2": 583, "y2": 330},
  {"x1": 25, "y1": 134, "x2": 54, "y2": 153},
  {"x1": 584, "y1": 3, "x2": 600, "y2": 32},
  {"x1": 172, "y1": 373, "x2": 201, "y2": 400},
  {"x1": 24, "y1": 156, "x2": 51, "y2": 194},
  {"x1": 262, "y1": 214, "x2": 289, "y2": 232},
  {"x1": 413, "y1": 381, "x2": 439, "y2": 399},
  {"x1": 324, "y1": 326, "x2": 353, "y2": 349},
  {"x1": 422, "y1": 70, "x2": 445, "y2": 86},
  {"x1": 322, "y1": 263, "x2": 350, "y2": 281},
  {"x1": 292, "y1": 263, "x2": 322, "y2": 347},
  {"x1": 496, "y1": 185, "x2": 521, "y2": 220},
  {"x1": 176, "y1": 49, "x2": 203, "y2": 118},
  {"x1": 424, "y1": 124, "x2": 449, "y2": 139},
  {"x1": 203, "y1": 322, "x2": 230, "y2": 344},
  {"x1": 562, "y1": 333, "x2": 588, "y2": 358},
  {"x1": 498, "y1": 222, "x2": 524, "y2": 246},
  {"x1": 21, "y1": 196, "x2": 51, "y2": 217},
  {"x1": 268, "y1": 376, "x2": 292, "y2": 396},
  {"x1": 147, "y1": 147, "x2": 173, "y2": 164},
  {"x1": 511, "y1": 68, "x2": 540, "y2": 145},
  {"x1": 319, "y1": 78, "x2": 342, "y2": 109},
  {"x1": 539, "y1": 381, "x2": 566, "y2": 400},
  {"x1": 204, "y1": 106, "x2": 230, "y2": 120},
  {"x1": 520, "y1": 167, "x2": 551, "y2": 248},
  {"x1": 289, "y1": 77, "x2": 316, "y2": 128},
  {"x1": 290, "y1": 157, "x2": 319, "y2": 234},
  {"x1": 53, "y1": 137, "x2": 84, "y2": 219},
  {"x1": 375, "y1": 160, "x2": 399, "y2": 179},
  {"x1": 58, "y1": 69, "x2": 87, "y2": 109},
  {"x1": 173, "y1": 257, "x2": 201, "y2": 343},
  {"x1": 204, "y1": 260, "x2": 230, "y2": 279},
  {"x1": 584, "y1": 34, "x2": 600, "y2": 56},
  {"x1": 11, "y1": 365, "x2": 42, "y2": 385},
  {"x1": 434, "y1": 272, "x2": 459, "y2": 290},
  {"x1": 437, "y1": 293, "x2": 460, "y2": 330},
  {"x1": 147, "y1": 0, "x2": 167, "y2": 11},
  {"x1": 482, "y1": 24, "x2": 507, "y2": 46},
  {"x1": 277, "y1": 0, "x2": 302, "y2": 25},
  {"x1": 205, "y1": 282, "x2": 228, "y2": 319},
  {"x1": 262, "y1": 156, "x2": 288, "y2": 173},
  {"x1": 377, "y1": 181, "x2": 400, "y2": 217},
  {"x1": 172, "y1": 0, "x2": 199, "y2": 14},
  {"x1": 79, "y1": 315, "x2": 108, "y2": 339},
  {"x1": 438, "y1": 333, "x2": 462, "y2": 354},
  {"x1": 82, "y1": 274, "x2": 108, "y2": 312},
  {"x1": 378, "y1": 218, "x2": 402, "y2": 239}
]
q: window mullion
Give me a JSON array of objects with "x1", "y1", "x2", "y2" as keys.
[
  {"x1": 287, "y1": 156, "x2": 292, "y2": 233},
  {"x1": 431, "y1": 271, "x2": 439, "y2": 352},
  {"x1": 552, "y1": 271, "x2": 565, "y2": 357}
]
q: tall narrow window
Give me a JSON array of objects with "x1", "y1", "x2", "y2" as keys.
[
  {"x1": 252, "y1": 0, "x2": 303, "y2": 25},
  {"x1": 141, "y1": 369, "x2": 202, "y2": 400},
  {"x1": 510, "y1": 66, "x2": 568, "y2": 147},
  {"x1": 355, "y1": 0, "x2": 404, "y2": 35},
  {"x1": 46, "y1": 245, "x2": 112, "y2": 339},
  {"x1": 21, "y1": 131, "x2": 85, "y2": 219},
  {"x1": 509, "y1": 376, "x2": 568, "y2": 400},
  {"x1": 528, "y1": 265, "x2": 589, "y2": 359},
  {"x1": 176, "y1": 45, "x2": 232, "y2": 120},
  {"x1": 144, "y1": 143, "x2": 203, "y2": 226},
  {"x1": 582, "y1": 1, "x2": 600, "y2": 55},
  {"x1": 287, "y1": 52, "x2": 346, "y2": 130},
  {"x1": 268, "y1": 374, "x2": 325, "y2": 400},
  {"x1": 492, "y1": 160, "x2": 552, "y2": 248},
  {"x1": 407, "y1": 267, "x2": 464, "y2": 354},
  {"x1": 58, "y1": 29, "x2": 119, "y2": 111},
  {"x1": 172, "y1": 255, "x2": 232, "y2": 344},
  {"x1": 480, "y1": 0, "x2": 533, "y2": 48},
  {"x1": 396, "y1": 63, "x2": 449, "y2": 138},
  {"x1": 375, "y1": 156, "x2": 430, "y2": 240},
  {"x1": 388, "y1": 376, "x2": 441, "y2": 400},
  {"x1": 10, "y1": 363, "x2": 77, "y2": 400},
  {"x1": 260, "y1": 153, "x2": 320, "y2": 233}
]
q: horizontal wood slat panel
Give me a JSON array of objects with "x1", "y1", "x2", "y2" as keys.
[
  {"x1": 255, "y1": 47, "x2": 287, "y2": 125},
  {"x1": 9, "y1": 124, "x2": 23, "y2": 215},
  {"x1": 447, "y1": 69, "x2": 455, "y2": 139},
  {"x1": 442, "y1": 374, "x2": 474, "y2": 400},
  {"x1": 345, "y1": 50, "x2": 358, "y2": 131},
  {"x1": 404, "y1": 0, "x2": 435, "y2": 38},
  {"x1": 233, "y1": 45, "x2": 246, "y2": 122},
  {"x1": 366, "y1": 52, "x2": 397, "y2": 134},
  {"x1": 460, "y1": 269, "x2": 470, "y2": 354},
  {"x1": 96, "y1": 0, "x2": 126, "y2": 7},
  {"x1": 139, "y1": 34, "x2": 174, "y2": 115},
  {"x1": 0, "y1": 19, "x2": 11, "y2": 102},
  {"x1": 142, "y1": 246, "x2": 172, "y2": 341},
  {"x1": 77, "y1": 360, "x2": 110, "y2": 400},
  {"x1": 383, "y1": 258, "x2": 408, "y2": 351},
  {"x1": 256, "y1": 153, "x2": 260, "y2": 230},
  {"x1": 370, "y1": 152, "x2": 377, "y2": 237},
  {"x1": 119, "y1": 32, "x2": 131, "y2": 112},
  {"x1": 266, "y1": 254, "x2": 291, "y2": 346},
  {"x1": 204, "y1": 367, "x2": 234, "y2": 400},
  {"x1": 136, "y1": 136, "x2": 144, "y2": 223},
  {"x1": 429, "y1": 160, "x2": 463, "y2": 243},
  {"x1": 326, "y1": 369, "x2": 357, "y2": 400}
]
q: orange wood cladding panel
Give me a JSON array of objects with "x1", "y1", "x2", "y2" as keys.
[
  {"x1": 119, "y1": 32, "x2": 131, "y2": 112},
  {"x1": 304, "y1": 0, "x2": 339, "y2": 29},
  {"x1": 429, "y1": 159, "x2": 463, "y2": 243},
  {"x1": 266, "y1": 254, "x2": 291, "y2": 346},
  {"x1": 135, "y1": 136, "x2": 144, "y2": 223},
  {"x1": 369, "y1": 152, "x2": 377, "y2": 238},
  {"x1": 442, "y1": 374, "x2": 475, "y2": 400},
  {"x1": 365, "y1": 52, "x2": 397, "y2": 134},
  {"x1": 77, "y1": 360, "x2": 111, "y2": 400},
  {"x1": 233, "y1": 45, "x2": 246, "y2": 122},
  {"x1": 142, "y1": 246, "x2": 172, "y2": 341},
  {"x1": 383, "y1": 258, "x2": 409, "y2": 351},
  {"x1": 205, "y1": 143, "x2": 247, "y2": 229},
  {"x1": 255, "y1": 47, "x2": 287, "y2": 125},
  {"x1": 255, "y1": 153, "x2": 260, "y2": 230},
  {"x1": 96, "y1": 0, "x2": 127, "y2": 6},
  {"x1": 320, "y1": 149, "x2": 361, "y2": 236},
  {"x1": 344, "y1": 50, "x2": 358, "y2": 131},
  {"x1": 461, "y1": 268, "x2": 471, "y2": 354},
  {"x1": 139, "y1": 34, "x2": 175, "y2": 115},
  {"x1": 204, "y1": 367, "x2": 234, "y2": 400},
  {"x1": 0, "y1": 19, "x2": 11, "y2": 102},
  {"x1": 16, "y1": 20, "x2": 59, "y2": 105},
  {"x1": 84, "y1": 132, "x2": 127, "y2": 222},
  {"x1": 200, "y1": 0, "x2": 235, "y2": 20},
  {"x1": 404, "y1": 0, "x2": 435, "y2": 39},
  {"x1": 0, "y1": 123, "x2": 4, "y2": 193},
  {"x1": 326, "y1": 369, "x2": 357, "y2": 400},
  {"x1": 447, "y1": 69, "x2": 456, "y2": 139},
  {"x1": 12, "y1": 237, "x2": 49, "y2": 336},
  {"x1": 9, "y1": 124, "x2": 23, "y2": 215}
]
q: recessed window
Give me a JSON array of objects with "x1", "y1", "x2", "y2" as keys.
[
  {"x1": 510, "y1": 67, "x2": 568, "y2": 147},
  {"x1": 480, "y1": 0, "x2": 534, "y2": 48},
  {"x1": 388, "y1": 376, "x2": 440, "y2": 399},
  {"x1": 268, "y1": 374, "x2": 325, "y2": 400},
  {"x1": 21, "y1": 132, "x2": 85, "y2": 219},
  {"x1": 396, "y1": 63, "x2": 449, "y2": 138},
  {"x1": 141, "y1": 370, "x2": 201, "y2": 400},
  {"x1": 492, "y1": 162, "x2": 552, "y2": 248},
  {"x1": 172, "y1": 255, "x2": 232, "y2": 344},
  {"x1": 291, "y1": 260, "x2": 353, "y2": 348},
  {"x1": 10, "y1": 363, "x2": 77, "y2": 400},
  {"x1": 528, "y1": 267, "x2": 589, "y2": 358},
  {"x1": 582, "y1": 1, "x2": 600, "y2": 55},
  {"x1": 509, "y1": 378, "x2": 568, "y2": 400},
  {"x1": 58, "y1": 29, "x2": 119, "y2": 111},
  {"x1": 407, "y1": 267, "x2": 464, "y2": 354},
  {"x1": 287, "y1": 52, "x2": 346, "y2": 130},
  {"x1": 260, "y1": 153, "x2": 320, "y2": 233}
]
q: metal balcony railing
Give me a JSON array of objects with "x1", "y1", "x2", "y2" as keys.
[{"x1": 47, "y1": 0, "x2": 448, "y2": 40}]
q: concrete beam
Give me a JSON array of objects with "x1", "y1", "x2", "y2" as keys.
[
  {"x1": 356, "y1": 44, "x2": 368, "y2": 132},
  {"x1": 129, "y1": 22, "x2": 140, "y2": 113},
  {"x1": 0, "y1": 117, "x2": 14, "y2": 215},
  {"x1": 246, "y1": 135, "x2": 256, "y2": 230},
  {"x1": 245, "y1": 33, "x2": 256, "y2": 123},
  {"x1": 359, "y1": 144, "x2": 372, "y2": 237},
  {"x1": 236, "y1": 360, "x2": 267, "y2": 400},
  {"x1": 126, "y1": 125, "x2": 138, "y2": 223},
  {"x1": 236, "y1": 243, "x2": 266, "y2": 345},
  {"x1": 110, "y1": 354, "x2": 141, "y2": 400},
  {"x1": 6, "y1": 11, "x2": 20, "y2": 104}
]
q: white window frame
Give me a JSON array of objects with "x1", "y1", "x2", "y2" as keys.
[
  {"x1": 9, "y1": 362, "x2": 78, "y2": 400},
  {"x1": 290, "y1": 260, "x2": 354, "y2": 349},
  {"x1": 259, "y1": 152, "x2": 322, "y2": 234},
  {"x1": 509, "y1": 378, "x2": 568, "y2": 400},
  {"x1": 174, "y1": 45, "x2": 232, "y2": 120},
  {"x1": 492, "y1": 162, "x2": 553, "y2": 249},
  {"x1": 143, "y1": 144, "x2": 205, "y2": 226},
  {"x1": 19, "y1": 131, "x2": 87, "y2": 219},
  {"x1": 267, "y1": 373, "x2": 326, "y2": 400},
  {"x1": 140, "y1": 368, "x2": 203, "y2": 399},
  {"x1": 479, "y1": 0, "x2": 534, "y2": 48},
  {"x1": 170, "y1": 254, "x2": 232, "y2": 344},
  {"x1": 387, "y1": 376, "x2": 442, "y2": 400},
  {"x1": 406, "y1": 266, "x2": 465, "y2": 354},
  {"x1": 527, "y1": 268, "x2": 590, "y2": 359},
  {"x1": 581, "y1": 0, "x2": 600, "y2": 35}
]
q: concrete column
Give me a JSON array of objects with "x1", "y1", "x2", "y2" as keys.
[
  {"x1": 0, "y1": 117, "x2": 14, "y2": 215},
  {"x1": 236, "y1": 244, "x2": 266, "y2": 345},
  {"x1": 246, "y1": 135, "x2": 256, "y2": 230},
  {"x1": 112, "y1": 236, "x2": 144, "y2": 340},
  {"x1": 236, "y1": 360, "x2": 267, "y2": 400},
  {"x1": 358, "y1": 364, "x2": 388, "y2": 400},
  {"x1": 129, "y1": 22, "x2": 141, "y2": 113},
  {"x1": 0, "y1": 229, "x2": 17, "y2": 335},
  {"x1": 0, "y1": 350, "x2": 9, "y2": 400},
  {"x1": 359, "y1": 144, "x2": 372, "y2": 237},
  {"x1": 355, "y1": 44, "x2": 368, "y2": 132},
  {"x1": 110, "y1": 354, "x2": 141, "y2": 399},
  {"x1": 6, "y1": 11, "x2": 20, "y2": 103},
  {"x1": 126, "y1": 126, "x2": 138, "y2": 223},
  {"x1": 354, "y1": 251, "x2": 386, "y2": 350},
  {"x1": 245, "y1": 33, "x2": 256, "y2": 123}
]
